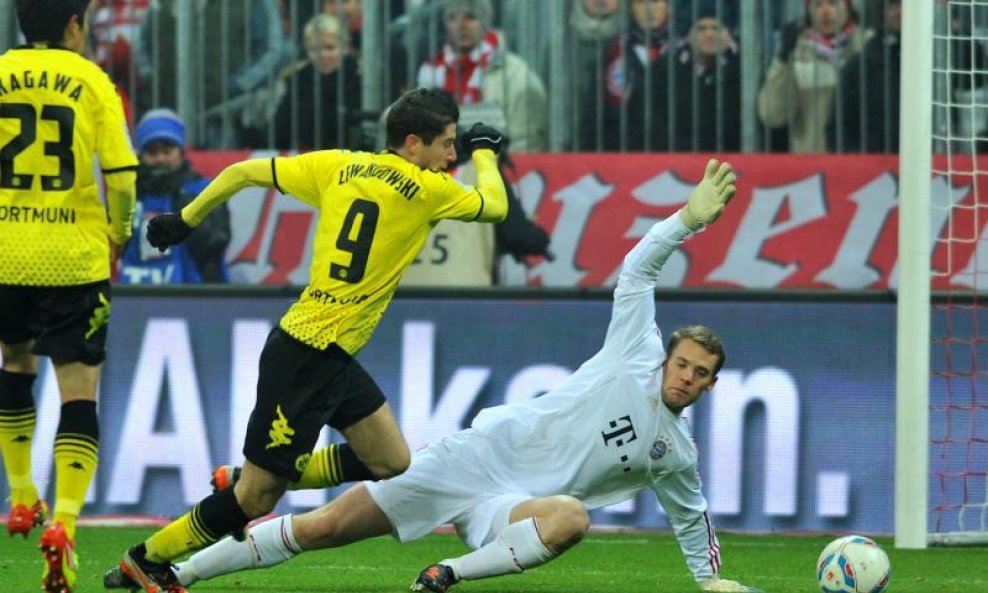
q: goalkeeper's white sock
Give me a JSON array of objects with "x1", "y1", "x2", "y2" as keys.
[
  {"x1": 173, "y1": 514, "x2": 302, "y2": 586},
  {"x1": 443, "y1": 518, "x2": 556, "y2": 581}
]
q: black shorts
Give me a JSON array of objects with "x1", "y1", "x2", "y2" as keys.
[
  {"x1": 0, "y1": 281, "x2": 112, "y2": 366},
  {"x1": 243, "y1": 326, "x2": 387, "y2": 481}
]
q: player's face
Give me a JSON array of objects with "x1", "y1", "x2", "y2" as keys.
[
  {"x1": 445, "y1": 10, "x2": 484, "y2": 52},
  {"x1": 660, "y1": 339, "x2": 719, "y2": 414},
  {"x1": 416, "y1": 123, "x2": 458, "y2": 171},
  {"x1": 631, "y1": 0, "x2": 669, "y2": 32},
  {"x1": 306, "y1": 31, "x2": 341, "y2": 74}
]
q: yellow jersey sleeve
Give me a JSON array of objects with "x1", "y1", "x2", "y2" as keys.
[
  {"x1": 93, "y1": 78, "x2": 137, "y2": 244},
  {"x1": 426, "y1": 149, "x2": 507, "y2": 223},
  {"x1": 272, "y1": 150, "x2": 349, "y2": 208},
  {"x1": 94, "y1": 81, "x2": 138, "y2": 172}
]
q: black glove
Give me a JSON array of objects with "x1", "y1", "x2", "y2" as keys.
[
  {"x1": 460, "y1": 122, "x2": 505, "y2": 155},
  {"x1": 147, "y1": 212, "x2": 194, "y2": 252},
  {"x1": 778, "y1": 21, "x2": 801, "y2": 63}
]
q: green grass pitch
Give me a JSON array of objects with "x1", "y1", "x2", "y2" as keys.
[{"x1": 0, "y1": 527, "x2": 984, "y2": 592}]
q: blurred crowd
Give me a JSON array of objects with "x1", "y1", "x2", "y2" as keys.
[{"x1": 72, "y1": 0, "x2": 978, "y2": 156}]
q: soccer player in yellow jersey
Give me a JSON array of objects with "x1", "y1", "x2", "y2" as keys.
[
  {"x1": 111, "y1": 88, "x2": 508, "y2": 593},
  {"x1": 0, "y1": 1, "x2": 137, "y2": 592}
]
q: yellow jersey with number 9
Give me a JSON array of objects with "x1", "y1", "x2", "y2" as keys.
[
  {"x1": 0, "y1": 46, "x2": 137, "y2": 286},
  {"x1": 272, "y1": 150, "x2": 492, "y2": 353}
]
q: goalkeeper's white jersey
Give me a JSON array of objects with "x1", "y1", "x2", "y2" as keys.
[{"x1": 467, "y1": 214, "x2": 721, "y2": 578}]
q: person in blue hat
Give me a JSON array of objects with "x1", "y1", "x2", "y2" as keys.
[{"x1": 120, "y1": 109, "x2": 231, "y2": 284}]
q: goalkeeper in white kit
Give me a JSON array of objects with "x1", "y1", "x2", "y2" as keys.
[{"x1": 105, "y1": 159, "x2": 760, "y2": 593}]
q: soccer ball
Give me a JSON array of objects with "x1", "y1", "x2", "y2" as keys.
[{"x1": 816, "y1": 535, "x2": 891, "y2": 593}]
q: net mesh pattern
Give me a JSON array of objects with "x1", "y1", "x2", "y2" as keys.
[{"x1": 929, "y1": 0, "x2": 988, "y2": 538}]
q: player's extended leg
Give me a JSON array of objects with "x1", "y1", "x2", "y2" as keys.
[
  {"x1": 120, "y1": 461, "x2": 286, "y2": 592},
  {"x1": 413, "y1": 495, "x2": 590, "y2": 592},
  {"x1": 0, "y1": 340, "x2": 47, "y2": 538},
  {"x1": 49, "y1": 361, "x2": 101, "y2": 539},
  {"x1": 169, "y1": 482, "x2": 393, "y2": 587}
]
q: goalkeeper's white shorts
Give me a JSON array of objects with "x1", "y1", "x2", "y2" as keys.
[{"x1": 365, "y1": 429, "x2": 531, "y2": 550}]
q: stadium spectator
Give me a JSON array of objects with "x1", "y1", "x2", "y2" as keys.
[
  {"x1": 119, "y1": 109, "x2": 231, "y2": 284},
  {"x1": 130, "y1": 160, "x2": 761, "y2": 593},
  {"x1": 831, "y1": 0, "x2": 900, "y2": 153},
  {"x1": 757, "y1": 0, "x2": 872, "y2": 154},
  {"x1": 651, "y1": 5, "x2": 740, "y2": 151},
  {"x1": 105, "y1": 89, "x2": 508, "y2": 593},
  {"x1": 245, "y1": 13, "x2": 361, "y2": 151},
  {"x1": 275, "y1": 14, "x2": 360, "y2": 150},
  {"x1": 134, "y1": 0, "x2": 292, "y2": 147},
  {"x1": 0, "y1": 2, "x2": 137, "y2": 592},
  {"x1": 569, "y1": 0, "x2": 621, "y2": 151},
  {"x1": 601, "y1": 0, "x2": 674, "y2": 151},
  {"x1": 417, "y1": 0, "x2": 548, "y2": 152}
]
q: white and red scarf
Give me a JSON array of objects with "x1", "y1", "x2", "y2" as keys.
[
  {"x1": 604, "y1": 23, "x2": 669, "y2": 104},
  {"x1": 421, "y1": 30, "x2": 500, "y2": 105},
  {"x1": 805, "y1": 21, "x2": 858, "y2": 61}
]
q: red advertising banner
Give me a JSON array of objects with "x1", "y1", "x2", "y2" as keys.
[{"x1": 187, "y1": 151, "x2": 988, "y2": 289}]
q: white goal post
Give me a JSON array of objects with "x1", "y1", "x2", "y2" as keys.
[{"x1": 895, "y1": 0, "x2": 932, "y2": 550}]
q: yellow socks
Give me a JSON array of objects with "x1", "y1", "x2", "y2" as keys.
[
  {"x1": 292, "y1": 444, "x2": 342, "y2": 489},
  {"x1": 291, "y1": 443, "x2": 375, "y2": 489},
  {"x1": 0, "y1": 370, "x2": 39, "y2": 507},
  {"x1": 145, "y1": 488, "x2": 249, "y2": 563},
  {"x1": 51, "y1": 400, "x2": 99, "y2": 540}
]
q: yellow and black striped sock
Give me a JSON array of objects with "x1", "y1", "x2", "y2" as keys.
[
  {"x1": 290, "y1": 443, "x2": 374, "y2": 490},
  {"x1": 52, "y1": 400, "x2": 99, "y2": 540},
  {"x1": 145, "y1": 488, "x2": 249, "y2": 563},
  {"x1": 0, "y1": 370, "x2": 39, "y2": 507}
]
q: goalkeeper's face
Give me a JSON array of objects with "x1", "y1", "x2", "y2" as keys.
[{"x1": 660, "y1": 338, "x2": 719, "y2": 414}]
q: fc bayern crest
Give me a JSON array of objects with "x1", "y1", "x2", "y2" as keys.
[{"x1": 650, "y1": 438, "x2": 669, "y2": 460}]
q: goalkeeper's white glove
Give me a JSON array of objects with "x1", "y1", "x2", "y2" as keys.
[
  {"x1": 699, "y1": 576, "x2": 763, "y2": 592},
  {"x1": 679, "y1": 159, "x2": 737, "y2": 231}
]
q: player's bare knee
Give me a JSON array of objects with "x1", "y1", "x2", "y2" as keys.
[{"x1": 551, "y1": 496, "x2": 590, "y2": 546}]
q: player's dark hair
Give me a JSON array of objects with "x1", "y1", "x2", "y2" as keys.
[
  {"x1": 666, "y1": 325, "x2": 726, "y2": 375},
  {"x1": 15, "y1": 0, "x2": 90, "y2": 44},
  {"x1": 385, "y1": 88, "x2": 459, "y2": 149}
]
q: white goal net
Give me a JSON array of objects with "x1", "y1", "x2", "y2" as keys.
[{"x1": 927, "y1": 0, "x2": 988, "y2": 547}]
